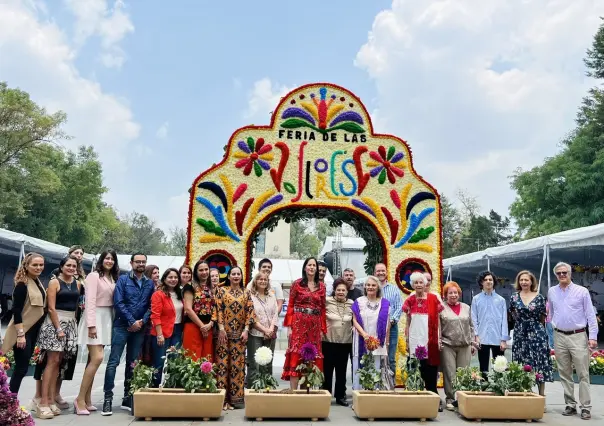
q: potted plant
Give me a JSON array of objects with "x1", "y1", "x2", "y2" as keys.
[
  {"x1": 352, "y1": 343, "x2": 440, "y2": 421},
  {"x1": 0, "y1": 362, "x2": 35, "y2": 425},
  {"x1": 245, "y1": 344, "x2": 331, "y2": 421},
  {"x1": 552, "y1": 349, "x2": 604, "y2": 385},
  {"x1": 127, "y1": 360, "x2": 155, "y2": 413},
  {"x1": 456, "y1": 356, "x2": 545, "y2": 421},
  {"x1": 133, "y1": 347, "x2": 226, "y2": 420}
]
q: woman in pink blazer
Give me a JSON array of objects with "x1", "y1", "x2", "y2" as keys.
[{"x1": 74, "y1": 250, "x2": 118, "y2": 414}]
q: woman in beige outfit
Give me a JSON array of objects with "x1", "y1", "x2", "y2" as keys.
[{"x1": 439, "y1": 281, "x2": 476, "y2": 410}]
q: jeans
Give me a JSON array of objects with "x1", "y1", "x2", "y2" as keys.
[
  {"x1": 150, "y1": 323, "x2": 183, "y2": 387},
  {"x1": 103, "y1": 326, "x2": 145, "y2": 400},
  {"x1": 546, "y1": 322, "x2": 554, "y2": 349},
  {"x1": 9, "y1": 323, "x2": 41, "y2": 394},
  {"x1": 387, "y1": 323, "x2": 398, "y2": 373}
]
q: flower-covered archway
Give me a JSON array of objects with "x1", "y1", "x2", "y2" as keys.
[{"x1": 185, "y1": 82, "x2": 443, "y2": 293}]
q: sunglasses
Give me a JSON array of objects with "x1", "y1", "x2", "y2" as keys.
[{"x1": 555, "y1": 271, "x2": 569, "y2": 277}]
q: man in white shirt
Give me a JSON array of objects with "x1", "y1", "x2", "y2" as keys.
[{"x1": 246, "y1": 258, "x2": 284, "y2": 313}]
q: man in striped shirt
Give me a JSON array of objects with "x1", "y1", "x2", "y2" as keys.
[{"x1": 375, "y1": 263, "x2": 403, "y2": 374}]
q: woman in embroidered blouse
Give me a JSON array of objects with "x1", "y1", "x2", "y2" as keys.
[
  {"x1": 150, "y1": 268, "x2": 184, "y2": 386},
  {"x1": 183, "y1": 260, "x2": 216, "y2": 361},
  {"x1": 246, "y1": 272, "x2": 279, "y2": 387},
  {"x1": 216, "y1": 266, "x2": 255, "y2": 410},
  {"x1": 74, "y1": 250, "x2": 118, "y2": 414},
  {"x1": 351, "y1": 276, "x2": 391, "y2": 390},
  {"x1": 439, "y1": 281, "x2": 475, "y2": 411},
  {"x1": 282, "y1": 257, "x2": 327, "y2": 389},
  {"x1": 403, "y1": 272, "x2": 443, "y2": 409},
  {"x1": 509, "y1": 270, "x2": 552, "y2": 397},
  {"x1": 323, "y1": 278, "x2": 353, "y2": 405},
  {"x1": 2, "y1": 253, "x2": 46, "y2": 395}
]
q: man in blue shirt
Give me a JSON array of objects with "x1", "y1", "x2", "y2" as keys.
[
  {"x1": 375, "y1": 263, "x2": 403, "y2": 374},
  {"x1": 471, "y1": 270, "x2": 509, "y2": 377},
  {"x1": 102, "y1": 253, "x2": 155, "y2": 416}
]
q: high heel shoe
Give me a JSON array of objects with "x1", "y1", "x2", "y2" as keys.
[
  {"x1": 74, "y1": 400, "x2": 90, "y2": 415},
  {"x1": 87, "y1": 404, "x2": 98, "y2": 411},
  {"x1": 54, "y1": 396, "x2": 70, "y2": 410},
  {"x1": 36, "y1": 406, "x2": 54, "y2": 420},
  {"x1": 49, "y1": 404, "x2": 61, "y2": 416}
]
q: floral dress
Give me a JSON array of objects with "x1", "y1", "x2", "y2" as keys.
[{"x1": 509, "y1": 293, "x2": 553, "y2": 383}]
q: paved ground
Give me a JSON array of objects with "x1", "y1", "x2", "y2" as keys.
[{"x1": 12, "y1": 350, "x2": 602, "y2": 425}]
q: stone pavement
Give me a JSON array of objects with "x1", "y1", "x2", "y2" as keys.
[{"x1": 14, "y1": 351, "x2": 602, "y2": 425}]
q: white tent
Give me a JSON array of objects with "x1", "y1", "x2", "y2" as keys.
[{"x1": 443, "y1": 223, "x2": 604, "y2": 307}]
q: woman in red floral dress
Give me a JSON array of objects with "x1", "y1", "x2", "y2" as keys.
[{"x1": 282, "y1": 257, "x2": 327, "y2": 389}]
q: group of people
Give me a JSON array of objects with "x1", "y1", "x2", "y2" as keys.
[{"x1": 1, "y1": 246, "x2": 599, "y2": 421}]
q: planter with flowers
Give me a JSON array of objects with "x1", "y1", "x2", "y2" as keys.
[
  {"x1": 245, "y1": 344, "x2": 331, "y2": 421},
  {"x1": 551, "y1": 349, "x2": 604, "y2": 385},
  {"x1": 353, "y1": 343, "x2": 440, "y2": 421},
  {"x1": 456, "y1": 356, "x2": 545, "y2": 421},
  {"x1": 133, "y1": 347, "x2": 225, "y2": 420}
]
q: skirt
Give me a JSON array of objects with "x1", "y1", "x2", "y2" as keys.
[
  {"x1": 77, "y1": 306, "x2": 113, "y2": 346},
  {"x1": 36, "y1": 310, "x2": 78, "y2": 358}
]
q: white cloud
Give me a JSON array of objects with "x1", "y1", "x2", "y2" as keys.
[
  {"x1": 356, "y1": 0, "x2": 604, "y2": 216},
  {"x1": 244, "y1": 78, "x2": 293, "y2": 122},
  {"x1": 156, "y1": 121, "x2": 169, "y2": 139},
  {"x1": 64, "y1": 0, "x2": 134, "y2": 68},
  {"x1": 0, "y1": 0, "x2": 140, "y2": 171},
  {"x1": 157, "y1": 192, "x2": 190, "y2": 233}
]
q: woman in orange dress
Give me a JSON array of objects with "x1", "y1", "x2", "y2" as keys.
[{"x1": 282, "y1": 257, "x2": 327, "y2": 389}]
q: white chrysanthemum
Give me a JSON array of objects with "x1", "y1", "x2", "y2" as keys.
[
  {"x1": 493, "y1": 356, "x2": 508, "y2": 373},
  {"x1": 255, "y1": 346, "x2": 273, "y2": 366}
]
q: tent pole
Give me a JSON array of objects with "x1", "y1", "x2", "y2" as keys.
[
  {"x1": 447, "y1": 266, "x2": 451, "y2": 281},
  {"x1": 487, "y1": 256, "x2": 490, "y2": 271},
  {"x1": 546, "y1": 245, "x2": 551, "y2": 290},
  {"x1": 538, "y1": 245, "x2": 547, "y2": 293},
  {"x1": 18, "y1": 241, "x2": 25, "y2": 265}
]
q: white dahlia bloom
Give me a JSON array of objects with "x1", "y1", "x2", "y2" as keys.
[
  {"x1": 493, "y1": 356, "x2": 508, "y2": 373},
  {"x1": 255, "y1": 346, "x2": 273, "y2": 366}
]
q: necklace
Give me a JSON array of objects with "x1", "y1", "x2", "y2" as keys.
[
  {"x1": 366, "y1": 298, "x2": 379, "y2": 311},
  {"x1": 335, "y1": 299, "x2": 348, "y2": 325}
]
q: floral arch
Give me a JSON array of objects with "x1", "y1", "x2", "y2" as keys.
[{"x1": 185, "y1": 83, "x2": 443, "y2": 297}]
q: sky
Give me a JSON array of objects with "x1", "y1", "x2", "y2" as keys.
[{"x1": 1, "y1": 0, "x2": 603, "y2": 237}]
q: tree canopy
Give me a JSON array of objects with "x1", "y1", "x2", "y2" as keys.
[{"x1": 510, "y1": 18, "x2": 604, "y2": 237}]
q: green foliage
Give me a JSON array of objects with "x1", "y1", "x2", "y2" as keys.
[
  {"x1": 163, "y1": 348, "x2": 218, "y2": 393},
  {"x1": 453, "y1": 366, "x2": 486, "y2": 392},
  {"x1": 290, "y1": 221, "x2": 321, "y2": 258},
  {"x1": 295, "y1": 361, "x2": 324, "y2": 393},
  {"x1": 487, "y1": 361, "x2": 536, "y2": 396},
  {"x1": 408, "y1": 226, "x2": 435, "y2": 244},
  {"x1": 166, "y1": 226, "x2": 187, "y2": 256},
  {"x1": 129, "y1": 360, "x2": 156, "y2": 395},
  {"x1": 250, "y1": 365, "x2": 279, "y2": 392},
  {"x1": 510, "y1": 19, "x2": 604, "y2": 237},
  {"x1": 404, "y1": 357, "x2": 425, "y2": 391},
  {"x1": 357, "y1": 352, "x2": 382, "y2": 391}
]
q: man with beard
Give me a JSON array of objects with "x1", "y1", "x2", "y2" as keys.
[
  {"x1": 374, "y1": 263, "x2": 403, "y2": 374},
  {"x1": 342, "y1": 268, "x2": 362, "y2": 301},
  {"x1": 102, "y1": 253, "x2": 155, "y2": 416}
]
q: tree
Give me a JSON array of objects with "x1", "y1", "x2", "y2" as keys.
[
  {"x1": 510, "y1": 19, "x2": 604, "y2": 237},
  {"x1": 166, "y1": 226, "x2": 187, "y2": 255},
  {"x1": 0, "y1": 81, "x2": 68, "y2": 170},
  {"x1": 123, "y1": 212, "x2": 168, "y2": 255},
  {"x1": 440, "y1": 194, "x2": 464, "y2": 258},
  {"x1": 290, "y1": 221, "x2": 321, "y2": 259},
  {"x1": 315, "y1": 219, "x2": 337, "y2": 247}
]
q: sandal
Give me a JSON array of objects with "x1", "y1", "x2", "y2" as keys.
[
  {"x1": 50, "y1": 404, "x2": 62, "y2": 416},
  {"x1": 36, "y1": 406, "x2": 54, "y2": 420},
  {"x1": 54, "y1": 397, "x2": 70, "y2": 410}
]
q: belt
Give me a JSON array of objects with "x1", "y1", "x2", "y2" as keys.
[
  {"x1": 294, "y1": 307, "x2": 320, "y2": 315},
  {"x1": 554, "y1": 327, "x2": 586, "y2": 335}
]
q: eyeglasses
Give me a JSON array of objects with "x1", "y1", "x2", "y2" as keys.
[
  {"x1": 555, "y1": 271, "x2": 569, "y2": 276},
  {"x1": 133, "y1": 260, "x2": 147, "y2": 265}
]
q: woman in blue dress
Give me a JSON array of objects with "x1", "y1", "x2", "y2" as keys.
[{"x1": 509, "y1": 270, "x2": 553, "y2": 397}]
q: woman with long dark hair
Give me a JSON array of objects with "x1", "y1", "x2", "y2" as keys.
[
  {"x1": 150, "y1": 268, "x2": 184, "y2": 386},
  {"x1": 2, "y1": 253, "x2": 46, "y2": 395},
  {"x1": 35, "y1": 256, "x2": 81, "y2": 419},
  {"x1": 282, "y1": 257, "x2": 327, "y2": 389},
  {"x1": 216, "y1": 266, "x2": 255, "y2": 410},
  {"x1": 74, "y1": 250, "x2": 119, "y2": 414},
  {"x1": 182, "y1": 260, "x2": 216, "y2": 360}
]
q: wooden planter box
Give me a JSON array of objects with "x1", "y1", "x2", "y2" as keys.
[
  {"x1": 352, "y1": 390, "x2": 440, "y2": 421},
  {"x1": 133, "y1": 388, "x2": 225, "y2": 421},
  {"x1": 244, "y1": 389, "x2": 331, "y2": 421},
  {"x1": 553, "y1": 372, "x2": 604, "y2": 385},
  {"x1": 457, "y1": 391, "x2": 545, "y2": 421}
]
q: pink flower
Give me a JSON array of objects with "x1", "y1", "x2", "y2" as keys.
[
  {"x1": 201, "y1": 361, "x2": 213, "y2": 374},
  {"x1": 535, "y1": 373, "x2": 544, "y2": 382},
  {"x1": 415, "y1": 345, "x2": 428, "y2": 360},
  {"x1": 524, "y1": 365, "x2": 532, "y2": 372}
]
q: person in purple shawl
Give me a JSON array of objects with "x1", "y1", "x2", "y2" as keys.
[{"x1": 351, "y1": 276, "x2": 394, "y2": 390}]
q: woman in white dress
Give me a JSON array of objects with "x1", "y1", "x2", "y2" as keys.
[
  {"x1": 74, "y1": 250, "x2": 118, "y2": 414},
  {"x1": 351, "y1": 276, "x2": 393, "y2": 390}
]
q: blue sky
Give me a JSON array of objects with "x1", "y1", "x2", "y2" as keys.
[{"x1": 1, "y1": 0, "x2": 603, "y2": 236}]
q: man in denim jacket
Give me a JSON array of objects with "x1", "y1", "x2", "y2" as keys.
[{"x1": 102, "y1": 253, "x2": 154, "y2": 416}]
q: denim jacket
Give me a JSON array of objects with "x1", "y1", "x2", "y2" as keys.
[{"x1": 113, "y1": 271, "x2": 154, "y2": 328}]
